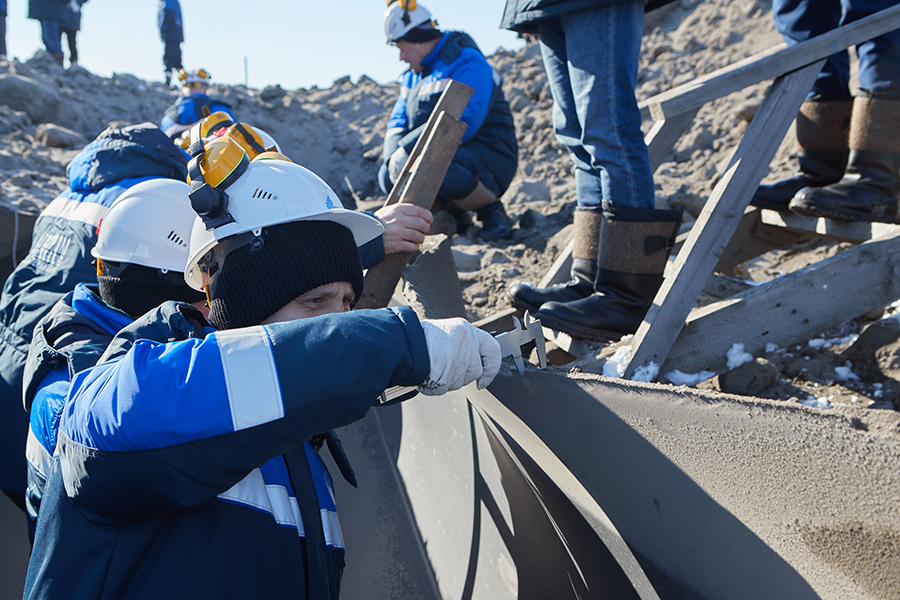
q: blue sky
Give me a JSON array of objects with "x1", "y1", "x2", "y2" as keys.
[{"x1": 5, "y1": 1, "x2": 524, "y2": 89}]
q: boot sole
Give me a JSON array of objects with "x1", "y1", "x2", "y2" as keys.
[
  {"x1": 789, "y1": 201, "x2": 900, "y2": 224},
  {"x1": 536, "y1": 312, "x2": 624, "y2": 344}
]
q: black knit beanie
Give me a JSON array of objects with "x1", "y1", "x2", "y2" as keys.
[
  {"x1": 206, "y1": 220, "x2": 364, "y2": 330},
  {"x1": 99, "y1": 264, "x2": 207, "y2": 318},
  {"x1": 398, "y1": 23, "x2": 442, "y2": 43}
]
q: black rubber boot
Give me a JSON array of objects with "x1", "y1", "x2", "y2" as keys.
[
  {"x1": 790, "y1": 96, "x2": 900, "y2": 223},
  {"x1": 476, "y1": 201, "x2": 511, "y2": 241},
  {"x1": 508, "y1": 206, "x2": 601, "y2": 313},
  {"x1": 752, "y1": 99, "x2": 851, "y2": 211},
  {"x1": 537, "y1": 201, "x2": 683, "y2": 343}
]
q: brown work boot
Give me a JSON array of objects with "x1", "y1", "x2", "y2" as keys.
[
  {"x1": 508, "y1": 206, "x2": 601, "y2": 313},
  {"x1": 791, "y1": 96, "x2": 900, "y2": 223},
  {"x1": 752, "y1": 99, "x2": 852, "y2": 211}
]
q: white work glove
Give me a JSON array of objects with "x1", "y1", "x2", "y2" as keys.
[
  {"x1": 419, "y1": 318, "x2": 501, "y2": 396},
  {"x1": 388, "y1": 147, "x2": 409, "y2": 184}
]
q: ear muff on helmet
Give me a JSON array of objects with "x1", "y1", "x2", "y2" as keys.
[
  {"x1": 178, "y1": 68, "x2": 188, "y2": 82},
  {"x1": 226, "y1": 123, "x2": 267, "y2": 159},
  {"x1": 187, "y1": 137, "x2": 249, "y2": 230}
]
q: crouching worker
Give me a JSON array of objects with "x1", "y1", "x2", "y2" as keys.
[
  {"x1": 379, "y1": 0, "x2": 518, "y2": 240},
  {"x1": 22, "y1": 179, "x2": 207, "y2": 542},
  {"x1": 24, "y1": 139, "x2": 501, "y2": 599}
]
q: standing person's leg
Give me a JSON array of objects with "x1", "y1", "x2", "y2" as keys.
[
  {"x1": 0, "y1": 14, "x2": 7, "y2": 59},
  {"x1": 41, "y1": 20, "x2": 63, "y2": 63},
  {"x1": 163, "y1": 40, "x2": 183, "y2": 85},
  {"x1": 65, "y1": 29, "x2": 78, "y2": 66},
  {"x1": 535, "y1": 1, "x2": 683, "y2": 341},
  {"x1": 754, "y1": 0, "x2": 852, "y2": 209},
  {"x1": 508, "y1": 16, "x2": 602, "y2": 311},
  {"x1": 791, "y1": 0, "x2": 900, "y2": 222}
]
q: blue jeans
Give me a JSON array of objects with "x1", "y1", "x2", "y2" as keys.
[
  {"x1": 774, "y1": 0, "x2": 900, "y2": 98},
  {"x1": 40, "y1": 20, "x2": 62, "y2": 54},
  {"x1": 538, "y1": 1, "x2": 654, "y2": 209}
]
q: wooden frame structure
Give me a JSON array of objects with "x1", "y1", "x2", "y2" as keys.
[{"x1": 534, "y1": 5, "x2": 900, "y2": 379}]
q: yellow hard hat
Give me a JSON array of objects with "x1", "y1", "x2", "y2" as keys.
[
  {"x1": 252, "y1": 151, "x2": 293, "y2": 163},
  {"x1": 187, "y1": 137, "x2": 248, "y2": 188},
  {"x1": 223, "y1": 123, "x2": 268, "y2": 160},
  {"x1": 199, "y1": 111, "x2": 235, "y2": 140}
]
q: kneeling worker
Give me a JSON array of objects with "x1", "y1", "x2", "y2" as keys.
[
  {"x1": 379, "y1": 0, "x2": 518, "y2": 240},
  {"x1": 24, "y1": 138, "x2": 500, "y2": 598}
]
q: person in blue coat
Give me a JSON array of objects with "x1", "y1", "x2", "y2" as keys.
[
  {"x1": 160, "y1": 68, "x2": 236, "y2": 138},
  {"x1": 502, "y1": 0, "x2": 684, "y2": 343},
  {"x1": 24, "y1": 140, "x2": 500, "y2": 599},
  {"x1": 0, "y1": 123, "x2": 188, "y2": 513},
  {"x1": 0, "y1": 0, "x2": 8, "y2": 61},
  {"x1": 27, "y1": 0, "x2": 68, "y2": 64},
  {"x1": 22, "y1": 179, "x2": 206, "y2": 542},
  {"x1": 58, "y1": 0, "x2": 87, "y2": 68},
  {"x1": 158, "y1": 0, "x2": 183, "y2": 85},
  {"x1": 380, "y1": 1, "x2": 518, "y2": 241}
]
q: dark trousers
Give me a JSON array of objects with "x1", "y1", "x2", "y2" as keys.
[
  {"x1": 774, "y1": 0, "x2": 900, "y2": 98},
  {"x1": 163, "y1": 39, "x2": 182, "y2": 72},
  {"x1": 0, "y1": 15, "x2": 7, "y2": 57},
  {"x1": 59, "y1": 28, "x2": 77, "y2": 64},
  {"x1": 40, "y1": 19, "x2": 62, "y2": 54}
]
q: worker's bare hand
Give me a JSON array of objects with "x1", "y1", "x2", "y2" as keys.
[{"x1": 375, "y1": 204, "x2": 434, "y2": 255}]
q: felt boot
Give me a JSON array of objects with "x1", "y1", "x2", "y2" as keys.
[
  {"x1": 508, "y1": 206, "x2": 601, "y2": 313},
  {"x1": 752, "y1": 99, "x2": 851, "y2": 211},
  {"x1": 790, "y1": 96, "x2": 900, "y2": 223},
  {"x1": 537, "y1": 201, "x2": 683, "y2": 342}
]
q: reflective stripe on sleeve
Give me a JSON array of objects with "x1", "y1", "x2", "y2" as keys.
[{"x1": 216, "y1": 327, "x2": 284, "y2": 431}]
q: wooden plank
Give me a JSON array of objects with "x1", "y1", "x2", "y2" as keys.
[
  {"x1": 758, "y1": 209, "x2": 900, "y2": 243},
  {"x1": 659, "y1": 229, "x2": 900, "y2": 377},
  {"x1": 384, "y1": 81, "x2": 474, "y2": 207},
  {"x1": 473, "y1": 306, "x2": 519, "y2": 333},
  {"x1": 623, "y1": 62, "x2": 825, "y2": 379},
  {"x1": 702, "y1": 273, "x2": 756, "y2": 299},
  {"x1": 542, "y1": 327, "x2": 594, "y2": 358},
  {"x1": 640, "y1": 4, "x2": 900, "y2": 120},
  {"x1": 538, "y1": 239, "x2": 574, "y2": 288},
  {"x1": 644, "y1": 108, "x2": 699, "y2": 170},
  {"x1": 706, "y1": 207, "x2": 813, "y2": 272},
  {"x1": 356, "y1": 113, "x2": 469, "y2": 309}
]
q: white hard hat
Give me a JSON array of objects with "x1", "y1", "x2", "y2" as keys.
[
  {"x1": 92, "y1": 179, "x2": 195, "y2": 273},
  {"x1": 383, "y1": 0, "x2": 433, "y2": 43},
  {"x1": 184, "y1": 155, "x2": 383, "y2": 291},
  {"x1": 179, "y1": 68, "x2": 211, "y2": 86}
]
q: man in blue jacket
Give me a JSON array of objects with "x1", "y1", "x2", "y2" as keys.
[
  {"x1": 27, "y1": 0, "x2": 68, "y2": 64},
  {"x1": 22, "y1": 179, "x2": 207, "y2": 542},
  {"x1": 158, "y1": 0, "x2": 183, "y2": 85},
  {"x1": 24, "y1": 140, "x2": 500, "y2": 598},
  {"x1": 160, "y1": 68, "x2": 236, "y2": 138},
  {"x1": 502, "y1": 0, "x2": 683, "y2": 343},
  {"x1": 0, "y1": 123, "x2": 188, "y2": 513},
  {"x1": 379, "y1": 0, "x2": 518, "y2": 241}
]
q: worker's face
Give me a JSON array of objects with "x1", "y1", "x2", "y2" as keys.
[
  {"x1": 260, "y1": 281, "x2": 355, "y2": 325},
  {"x1": 395, "y1": 40, "x2": 430, "y2": 73}
]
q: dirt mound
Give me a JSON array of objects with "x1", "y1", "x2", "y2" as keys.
[{"x1": 0, "y1": 0, "x2": 897, "y2": 410}]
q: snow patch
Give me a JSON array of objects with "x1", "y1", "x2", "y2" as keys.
[
  {"x1": 726, "y1": 343, "x2": 753, "y2": 369},
  {"x1": 666, "y1": 369, "x2": 716, "y2": 387},
  {"x1": 631, "y1": 362, "x2": 660, "y2": 383},
  {"x1": 800, "y1": 396, "x2": 833, "y2": 409}
]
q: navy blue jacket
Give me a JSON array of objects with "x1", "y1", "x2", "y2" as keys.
[
  {"x1": 25, "y1": 303, "x2": 429, "y2": 599},
  {"x1": 0, "y1": 123, "x2": 187, "y2": 497},
  {"x1": 61, "y1": 0, "x2": 87, "y2": 31},
  {"x1": 1, "y1": 0, "x2": 7, "y2": 17},
  {"x1": 160, "y1": 94, "x2": 236, "y2": 137},
  {"x1": 23, "y1": 283, "x2": 132, "y2": 537},
  {"x1": 27, "y1": 0, "x2": 68, "y2": 22},
  {"x1": 500, "y1": 0, "x2": 650, "y2": 32},
  {"x1": 383, "y1": 31, "x2": 517, "y2": 193},
  {"x1": 158, "y1": 0, "x2": 183, "y2": 43}
]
